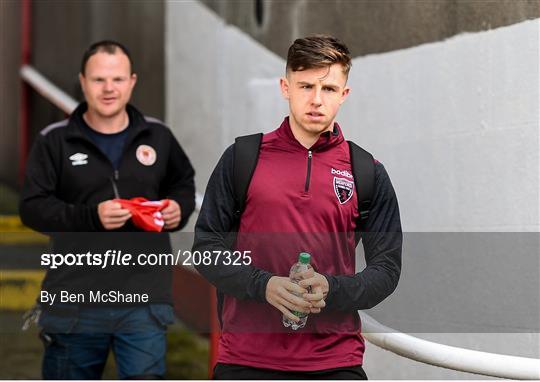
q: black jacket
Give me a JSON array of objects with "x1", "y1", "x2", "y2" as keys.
[{"x1": 20, "y1": 103, "x2": 195, "y2": 305}]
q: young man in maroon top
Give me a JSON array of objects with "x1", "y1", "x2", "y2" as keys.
[{"x1": 194, "y1": 35, "x2": 402, "y2": 379}]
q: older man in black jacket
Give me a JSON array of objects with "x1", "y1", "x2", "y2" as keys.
[{"x1": 20, "y1": 40, "x2": 195, "y2": 379}]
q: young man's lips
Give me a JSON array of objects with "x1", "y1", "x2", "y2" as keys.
[{"x1": 306, "y1": 112, "x2": 325, "y2": 120}]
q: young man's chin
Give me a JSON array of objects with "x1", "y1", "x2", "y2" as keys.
[{"x1": 302, "y1": 122, "x2": 332, "y2": 135}]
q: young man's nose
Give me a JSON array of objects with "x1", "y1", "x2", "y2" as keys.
[{"x1": 311, "y1": 88, "x2": 322, "y2": 105}]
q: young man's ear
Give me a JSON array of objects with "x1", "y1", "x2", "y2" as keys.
[
  {"x1": 340, "y1": 86, "x2": 351, "y2": 105},
  {"x1": 280, "y1": 77, "x2": 290, "y2": 100}
]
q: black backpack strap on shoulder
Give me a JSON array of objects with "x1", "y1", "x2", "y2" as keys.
[
  {"x1": 216, "y1": 133, "x2": 262, "y2": 329},
  {"x1": 348, "y1": 141, "x2": 375, "y2": 244},
  {"x1": 233, "y1": 133, "x2": 263, "y2": 226}
]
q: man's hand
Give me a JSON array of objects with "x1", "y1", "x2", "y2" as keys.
[
  {"x1": 97, "y1": 200, "x2": 131, "y2": 230},
  {"x1": 265, "y1": 276, "x2": 312, "y2": 322},
  {"x1": 298, "y1": 268, "x2": 329, "y2": 314},
  {"x1": 162, "y1": 200, "x2": 182, "y2": 230}
]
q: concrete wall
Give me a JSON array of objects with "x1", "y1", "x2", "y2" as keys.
[
  {"x1": 340, "y1": 20, "x2": 539, "y2": 232},
  {"x1": 201, "y1": 0, "x2": 540, "y2": 59},
  {"x1": 166, "y1": 1, "x2": 539, "y2": 378},
  {"x1": 0, "y1": 0, "x2": 21, "y2": 190},
  {"x1": 166, "y1": 2, "x2": 287, "y2": 205},
  {"x1": 352, "y1": 17, "x2": 540, "y2": 373}
]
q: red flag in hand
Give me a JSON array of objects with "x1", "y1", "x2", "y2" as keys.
[{"x1": 115, "y1": 197, "x2": 170, "y2": 232}]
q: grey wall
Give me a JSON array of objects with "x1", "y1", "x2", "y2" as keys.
[
  {"x1": 0, "y1": 0, "x2": 21, "y2": 190},
  {"x1": 166, "y1": 3, "x2": 286, "y2": 209},
  {"x1": 201, "y1": 0, "x2": 540, "y2": 58}
]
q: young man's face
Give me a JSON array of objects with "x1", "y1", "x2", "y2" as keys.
[
  {"x1": 280, "y1": 63, "x2": 350, "y2": 140},
  {"x1": 79, "y1": 51, "x2": 137, "y2": 119}
]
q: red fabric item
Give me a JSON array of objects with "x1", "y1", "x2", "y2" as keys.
[{"x1": 115, "y1": 197, "x2": 170, "y2": 232}]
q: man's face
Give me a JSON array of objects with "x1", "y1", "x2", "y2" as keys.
[
  {"x1": 280, "y1": 63, "x2": 350, "y2": 139},
  {"x1": 79, "y1": 51, "x2": 137, "y2": 119}
]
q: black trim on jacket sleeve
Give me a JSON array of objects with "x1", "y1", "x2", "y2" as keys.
[
  {"x1": 324, "y1": 161, "x2": 402, "y2": 312},
  {"x1": 19, "y1": 135, "x2": 102, "y2": 232},
  {"x1": 193, "y1": 145, "x2": 273, "y2": 301},
  {"x1": 160, "y1": 129, "x2": 196, "y2": 231}
]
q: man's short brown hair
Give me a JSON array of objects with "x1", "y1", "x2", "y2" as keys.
[
  {"x1": 286, "y1": 35, "x2": 352, "y2": 76},
  {"x1": 81, "y1": 40, "x2": 133, "y2": 76}
]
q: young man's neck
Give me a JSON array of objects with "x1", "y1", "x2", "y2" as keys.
[
  {"x1": 289, "y1": 117, "x2": 333, "y2": 149},
  {"x1": 83, "y1": 109, "x2": 129, "y2": 134}
]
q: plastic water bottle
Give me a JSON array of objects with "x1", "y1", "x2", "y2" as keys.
[{"x1": 282, "y1": 252, "x2": 312, "y2": 330}]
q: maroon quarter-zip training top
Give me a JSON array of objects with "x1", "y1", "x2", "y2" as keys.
[{"x1": 194, "y1": 117, "x2": 402, "y2": 371}]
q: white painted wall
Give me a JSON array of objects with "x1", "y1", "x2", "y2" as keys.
[
  {"x1": 166, "y1": 1, "x2": 286, "y2": 206},
  {"x1": 166, "y1": 1, "x2": 539, "y2": 378},
  {"x1": 341, "y1": 21, "x2": 539, "y2": 232}
]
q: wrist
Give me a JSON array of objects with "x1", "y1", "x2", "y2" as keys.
[
  {"x1": 91, "y1": 204, "x2": 105, "y2": 231},
  {"x1": 256, "y1": 273, "x2": 277, "y2": 302},
  {"x1": 323, "y1": 274, "x2": 336, "y2": 304}
]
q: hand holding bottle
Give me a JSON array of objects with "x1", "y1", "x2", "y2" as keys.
[
  {"x1": 266, "y1": 276, "x2": 311, "y2": 323},
  {"x1": 282, "y1": 252, "x2": 314, "y2": 330},
  {"x1": 298, "y1": 268, "x2": 328, "y2": 314}
]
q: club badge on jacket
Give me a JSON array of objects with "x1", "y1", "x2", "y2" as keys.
[{"x1": 136, "y1": 145, "x2": 157, "y2": 166}]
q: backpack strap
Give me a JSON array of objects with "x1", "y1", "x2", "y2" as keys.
[
  {"x1": 214, "y1": 133, "x2": 263, "y2": 328},
  {"x1": 348, "y1": 141, "x2": 375, "y2": 243},
  {"x1": 233, "y1": 133, "x2": 263, "y2": 225}
]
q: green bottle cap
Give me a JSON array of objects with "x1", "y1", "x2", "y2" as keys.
[{"x1": 298, "y1": 252, "x2": 311, "y2": 264}]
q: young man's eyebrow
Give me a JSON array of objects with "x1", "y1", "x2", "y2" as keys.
[{"x1": 297, "y1": 80, "x2": 340, "y2": 89}]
